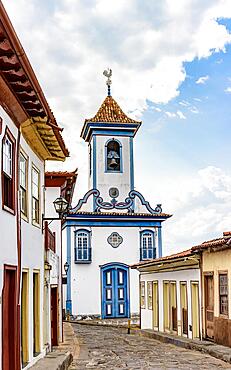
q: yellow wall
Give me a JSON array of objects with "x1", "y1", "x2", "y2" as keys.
[{"x1": 202, "y1": 249, "x2": 231, "y2": 319}]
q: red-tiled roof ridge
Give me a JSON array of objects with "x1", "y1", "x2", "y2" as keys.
[
  {"x1": 191, "y1": 233, "x2": 231, "y2": 251},
  {"x1": 45, "y1": 169, "x2": 78, "y2": 177},
  {"x1": 131, "y1": 248, "x2": 193, "y2": 268},
  {"x1": 85, "y1": 95, "x2": 141, "y2": 124},
  {"x1": 223, "y1": 231, "x2": 231, "y2": 236},
  {"x1": 68, "y1": 210, "x2": 172, "y2": 218}
]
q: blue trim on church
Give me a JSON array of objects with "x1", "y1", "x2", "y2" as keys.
[
  {"x1": 66, "y1": 226, "x2": 72, "y2": 314},
  {"x1": 81, "y1": 122, "x2": 141, "y2": 142}
]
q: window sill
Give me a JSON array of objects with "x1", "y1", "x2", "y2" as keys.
[
  {"x1": 219, "y1": 314, "x2": 229, "y2": 319},
  {"x1": 32, "y1": 221, "x2": 41, "y2": 229},
  {"x1": 105, "y1": 170, "x2": 123, "y2": 174},
  {"x1": 74, "y1": 260, "x2": 92, "y2": 264},
  {"x1": 21, "y1": 212, "x2": 29, "y2": 223},
  {"x1": 3, "y1": 204, "x2": 15, "y2": 215}
]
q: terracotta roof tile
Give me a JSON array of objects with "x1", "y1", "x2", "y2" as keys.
[
  {"x1": 191, "y1": 234, "x2": 231, "y2": 251},
  {"x1": 45, "y1": 170, "x2": 77, "y2": 178},
  {"x1": 68, "y1": 211, "x2": 172, "y2": 218},
  {"x1": 131, "y1": 249, "x2": 193, "y2": 268},
  {"x1": 85, "y1": 96, "x2": 141, "y2": 124}
]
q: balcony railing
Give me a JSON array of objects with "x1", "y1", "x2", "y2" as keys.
[{"x1": 44, "y1": 221, "x2": 56, "y2": 253}]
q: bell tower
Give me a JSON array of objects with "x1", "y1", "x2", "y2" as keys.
[{"x1": 81, "y1": 70, "x2": 141, "y2": 208}]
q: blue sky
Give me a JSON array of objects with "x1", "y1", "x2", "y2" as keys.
[{"x1": 4, "y1": 0, "x2": 231, "y2": 254}]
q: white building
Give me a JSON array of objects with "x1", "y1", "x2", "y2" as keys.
[
  {"x1": 0, "y1": 4, "x2": 69, "y2": 369},
  {"x1": 44, "y1": 171, "x2": 77, "y2": 346},
  {"x1": 63, "y1": 76, "x2": 171, "y2": 319},
  {"x1": 132, "y1": 249, "x2": 202, "y2": 340}
]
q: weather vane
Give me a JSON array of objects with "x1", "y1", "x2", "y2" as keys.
[{"x1": 103, "y1": 68, "x2": 112, "y2": 96}]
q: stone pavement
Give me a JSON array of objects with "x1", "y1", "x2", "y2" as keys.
[
  {"x1": 30, "y1": 323, "x2": 74, "y2": 370},
  {"x1": 70, "y1": 323, "x2": 231, "y2": 369}
]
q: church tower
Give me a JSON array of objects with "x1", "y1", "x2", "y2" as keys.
[
  {"x1": 64, "y1": 70, "x2": 171, "y2": 319},
  {"x1": 81, "y1": 70, "x2": 141, "y2": 209}
]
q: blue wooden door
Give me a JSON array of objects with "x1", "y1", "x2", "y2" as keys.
[{"x1": 101, "y1": 264, "x2": 129, "y2": 319}]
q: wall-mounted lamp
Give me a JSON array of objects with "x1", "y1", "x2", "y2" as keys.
[{"x1": 64, "y1": 261, "x2": 70, "y2": 275}]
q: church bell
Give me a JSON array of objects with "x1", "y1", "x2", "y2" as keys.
[{"x1": 108, "y1": 158, "x2": 117, "y2": 169}]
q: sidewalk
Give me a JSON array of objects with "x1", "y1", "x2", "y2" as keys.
[{"x1": 30, "y1": 323, "x2": 77, "y2": 370}]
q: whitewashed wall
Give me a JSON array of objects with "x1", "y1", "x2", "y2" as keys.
[
  {"x1": 0, "y1": 107, "x2": 47, "y2": 369},
  {"x1": 67, "y1": 226, "x2": 159, "y2": 316},
  {"x1": 0, "y1": 108, "x2": 19, "y2": 369},
  {"x1": 90, "y1": 135, "x2": 132, "y2": 202},
  {"x1": 45, "y1": 186, "x2": 63, "y2": 342},
  {"x1": 140, "y1": 269, "x2": 202, "y2": 339}
]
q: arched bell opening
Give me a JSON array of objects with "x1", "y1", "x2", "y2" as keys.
[{"x1": 105, "y1": 139, "x2": 121, "y2": 172}]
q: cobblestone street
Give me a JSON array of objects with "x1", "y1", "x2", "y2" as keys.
[{"x1": 70, "y1": 324, "x2": 231, "y2": 369}]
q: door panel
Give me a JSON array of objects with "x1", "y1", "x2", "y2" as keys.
[
  {"x1": 205, "y1": 275, "x2": 214, "y2": 339},
  {"x1": 2, "y1": 266, "x2": 17, "y2": 370},
  {"x1": 51, "y1": 287, "x2": 58, "y2": 346},
  {"x1": 102, "y1": 265, "x2": 129, "y2": 319},
  {"x1": 191, "y1": 282, "x2": 200, "y2": 339},
  {"x1": 152, "y1": 281, "x2": 159, "y2": 330}
]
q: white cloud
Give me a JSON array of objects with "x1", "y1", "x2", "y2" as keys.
[
  {"x1": 153, "y1": 107, "x2": 162, "y2": 112},
  {"x1": 196, "y1": 75, "x2": 209, "y2": 84},
  {"x1": 176, "y1": 110, "x2": 186, "y2": 119},
  {"x1": 225, "y1": 87, "x2": 231, "y2": 93},
  {"x1": 165, "y1": 111, "x2": 176, "y2": 118},
  {"x1": 148, "y1": 166, "x2": 231, "y2": 254}
]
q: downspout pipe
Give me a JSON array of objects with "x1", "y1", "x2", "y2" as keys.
[{"x1": 16, "y1": 128, "x2": 22, "y2": 369}]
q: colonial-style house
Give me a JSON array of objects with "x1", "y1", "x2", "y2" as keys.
[
  {"x1": 63, "y1": 73, "x2": 171, "y2": 320},
  {"x1": 132, "y1": 249, "x2": 202, "y2": 340},
  {"x1": 44, "y1": 170, "x2": 77, "y2": 346},
  {"x1": 192, "y1": 231, "x2": 231, "y2": 347},
  {"x1": 0, "y1": 3, "x2": 69, "y2": 370}
]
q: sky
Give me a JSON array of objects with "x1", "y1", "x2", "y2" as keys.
[{"x1": 4, "y1": 0, "x2": 231, "y2": 254}]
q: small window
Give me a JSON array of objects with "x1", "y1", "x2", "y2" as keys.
[
  {"x1": 140, "y1": 230, "x2": 156, "y2": 260},
  {"x1": 140, "y1": 281, "x2": 146, "y2": 309},
  {"x1": 74, "y1": 230, "x2": 91, "y2": 263},
  {"x1": 219, "y1": 273, "x2": 228, "y2": 316},
  {"x1": 19, "y1": 152, "x2": 28, "y2": 217},
  {"x1": 147, "y1": 281, "x2": 153, "y2": 310},
  {"x1": 106, "y1": 139, "x2": 121, "y2": 172},
  {"x1": 32, "y1": 165, "x2": 40, "y2": 225},
  {"x1": 2, "y1": 129, "x2": 15, "y2": 212}
]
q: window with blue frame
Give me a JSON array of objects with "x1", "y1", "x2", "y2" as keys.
[
  {"x1": 105, "y1": 139, "x2": 122, "y2": 172},
  {"x1": 140, "y1": 230, "x2": 156, "y2": 260},
  {"x1": 74, "y1": 229, "x2": 91, "y2": 263}
]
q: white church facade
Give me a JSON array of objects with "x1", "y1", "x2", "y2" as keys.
[{"x1": 63, "y1": 74, "x2": 171, "y2": 319}]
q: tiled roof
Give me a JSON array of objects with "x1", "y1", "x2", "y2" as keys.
[
  {"x1": 68, "y1": 211, "x2": 172, "y2": 218},
  {"x1": 191, "y1": 233, "x2": 231, "y2": 252},
  {"x1": 85, "y1": 96, "x2": 141, "y2": 124},
  {"x1": 131, "y1": 249, "x2": 193, "y2": 268},
  {"x1": 45, "y1": 170, "x2": 77, "y2": 178}
]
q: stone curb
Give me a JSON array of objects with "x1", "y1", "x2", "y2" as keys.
[
  {"x1": 132, "y1": 329, "x2": 231, "y2": 364},
  {"x1": 29, "y1": 351, "x2": 73, "y2": 370},
  {"x1": 68, "y1": 319, "x2": 139, "y2": 330}
]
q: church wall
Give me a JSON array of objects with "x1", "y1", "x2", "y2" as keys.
[
  {"x1": 69, "y1": 226, "x2": 151, "y2": 316},
  {"x1": 95, "y1": 136, "x2": 132, "y2": 201}
]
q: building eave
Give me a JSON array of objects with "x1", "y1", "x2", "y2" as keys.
[
  {"x1": 81, "y1": 121, "x2": 141, "y2": 142},
  {"x1": 0, "y1": 2, "x2": 69, "y2": 159}
]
